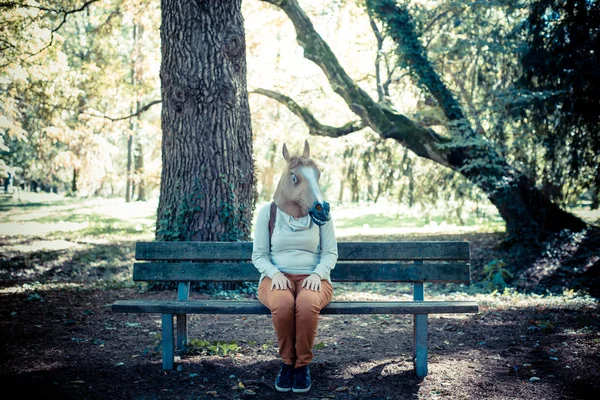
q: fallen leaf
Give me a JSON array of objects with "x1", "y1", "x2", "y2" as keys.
[
  {"x1": 243, "y1": 389, "x2": 256, "y2": 395},
  {"x1": 335, "y1": 386, "x2": 349, "y2": 391},
  {"x1": 238, "y1": 382, "x2": 245, "y2": 389},
  {"x1": 530, "y1": 377, "x2": 541, "y2": 382}
]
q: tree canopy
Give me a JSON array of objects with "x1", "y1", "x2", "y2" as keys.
[{"x1": 0, "y1": 0, "x2": 597, "y2": 236}]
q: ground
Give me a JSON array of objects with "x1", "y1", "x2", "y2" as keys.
[{"x1": 1, "y1": 194, "x2": 599, "y2": 399}]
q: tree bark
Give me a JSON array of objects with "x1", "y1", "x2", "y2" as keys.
[
  {"x1": 135, "y1": 141, "x2": 146, "y2": 201},
  {"x1": 157, "y1": 0, "x2": 254, "y2": 242},
  {"x1": 260, "y1": 0, "x2": 588, "y2": 245},
  {"x1": 71, "y1": 168, "x2": 77, "y2": 195},
  {"x1": 125, "y1": 133, "x2": 133, "y2": 203}
]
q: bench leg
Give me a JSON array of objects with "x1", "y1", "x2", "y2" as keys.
[
  {"x1": 176, "y1": 282, "x2": 190, "y2": 354},
  {"x1": 162, "y1": 313, "x2": 174, "y2": 370},
  {"x1": 413, "y1": 313, "x2": 428, "y2": 377},
  {"x1": 177, "y1": 313, "x2": 188, "y2": 353}
]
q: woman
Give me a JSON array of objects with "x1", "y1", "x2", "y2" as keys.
[{"x1": 252, "y1": 141, "x2": 338, "y2": 393}]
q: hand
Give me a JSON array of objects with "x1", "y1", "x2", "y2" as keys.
[
  {"x1": 271, "y1": 272, "x2": 291, "y2": 291},
  {"x1": 302, "y1": 273, "x2": 322, "y2": 292}
]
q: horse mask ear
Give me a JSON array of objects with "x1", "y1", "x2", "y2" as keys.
[
  {"x1": 302, "y1": 140, "x2": 310, "y2": 158},
  {"x1": 282, "y1": 143, "x2": 290, "y2": 162}
]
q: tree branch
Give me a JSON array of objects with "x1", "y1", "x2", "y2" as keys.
[
  {"x1": 366, "y1": 0, "x2": 472, "y2": 133},
  {"x1": 260, "y1": 0, "x2": 396, "y2": 136},
  {"x1": 89, "y1": 99, "x2": 162, "y2": 122},
  {"x1": 0, "y1": 0, "x2": 100, "y2": 67},
  {"x1": 32, "y1": 1, "x2": 101, "y2": 57},
  {"x1": 251, "y1": 89, "x2": 364, "y2": 137},
  {"x1": 367, "y1": 7, "x2": 386, "y2": 104},
  {"x1": 260, "y1": 0, "x2": 453, "y2": 167}
]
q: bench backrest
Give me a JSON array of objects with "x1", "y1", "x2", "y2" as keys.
[{"x1": 134, "y1": 241, "x2": 471, "y2": 284}]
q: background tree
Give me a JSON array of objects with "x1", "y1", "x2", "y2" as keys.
[
  {"x1": 254, "y1": 0, "x2": 591, "y2": 247},
  {"x1": 517, "y1": 0, "x2": 600, "y2": 209},
  {"x1": 156, "y1": 0, "x2": 255, "y2": 242},
  {"x1": 1, "y1": 0, "x2": 597, "y2": 247},
  {"x1": 0, "y1": 1, "x2": 163, "y2": 197}
]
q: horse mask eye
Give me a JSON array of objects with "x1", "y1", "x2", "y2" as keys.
[{"x1": 291, "y1": 173, "x2": 298, "y2": 184}]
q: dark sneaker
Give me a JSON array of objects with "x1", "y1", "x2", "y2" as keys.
[
  {"x1": 275, "y1": 363, "x2": 294, "y2": 392},
  {"x1": 292, "y1": 365, "x2": 312, "y2": 393}
]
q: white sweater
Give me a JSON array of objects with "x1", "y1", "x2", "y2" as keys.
[{"x1": 252, "y1": 203, "x2": 338, "y2": 284}]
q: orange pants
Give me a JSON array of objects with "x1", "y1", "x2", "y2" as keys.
[{"x1": 258, "y1": 273, "x2": 333, "y2": 368}]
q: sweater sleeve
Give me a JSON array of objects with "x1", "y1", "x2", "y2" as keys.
[
  {"x1": 312, "y1": 216, "x2": 338, "y2": 281},
  {"x1": 252, "y1": 204, "x2": 281, "y2": 279}
]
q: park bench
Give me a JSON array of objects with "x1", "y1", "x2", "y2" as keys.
[{"x1": 112, "y1": 241, "x2": 478, "y2": 377}]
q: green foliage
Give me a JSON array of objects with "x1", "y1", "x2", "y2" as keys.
[
  {"x1": 187, "y1": 339, "x2": 239, "y2": 356},
  {"x1": 527, "y1": 319, "x2": 554, "y2": 333},
  {"x1": 26, "y1": 292, "x2": 44, "y2": 302},
  {"x1": 517, "y1": 0, "x2": 600, "y2": 208},
  {"x1": 157, "y1": 179, "x2": 203, "y2": 242},
  {"x1": 313, "y1": 341, "x2": 327, "y2": 350},
  {"x1": 218, "y1": 174, "x2": 251, "y2": 242},
  {"x1": 483, "y1": 259, "x2": 513, "y2": 291},
  {"x1": 1, "y1": 0, "x2": 161, "y2": 197},
  {"x1": 1, "y1": 0, "x2": 596, "y2": 230}
]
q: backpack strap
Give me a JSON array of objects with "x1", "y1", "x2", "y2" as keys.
[
  {"x1": 268, "y1": 201, "x2": 323, "y2": 250},
  {"x1": 269, "y1": 201, "x2": 277, "y2": 248}
]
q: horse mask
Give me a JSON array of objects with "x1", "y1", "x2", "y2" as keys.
[{"x1": 273, "y1": 140, "x2": 331, "y2": 226}]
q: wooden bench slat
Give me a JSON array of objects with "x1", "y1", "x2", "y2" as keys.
[
  {"x1": 112, "y1": 299, "x2": 479, "y2": 315},
  {"x1": 135, "y1": 241, "x2": 471, "y2": 261},
  {"x1": 132, "y1": 261, "x2": 471, "y2": 283}
]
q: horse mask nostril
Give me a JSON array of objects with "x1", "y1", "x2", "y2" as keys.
[{"x1": 315, "y1": 204, "x2": 322, "y2": 212}]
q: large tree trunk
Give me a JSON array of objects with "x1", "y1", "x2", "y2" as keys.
[
  {"x1": 135, "y1": 141, "x2": 146, "y2": 201},
  {"x1": 259, "y1": 0, "x2": 588, "y2": 246},
  {"x1": 71, "y1": 168, "x2": 77, "y2": 195},
  {"x1": 125, "y1": 133, "x2": 133, "y2": 203},
  {"x1": 157, "y1": 0, "x2": 254, "y2": 243},
  {"x1": 127, "y1": 21, "x2": 138, "y2": 204},
  {"x1": 367, "y1": 0, "x2": 587, "y2": 246}
]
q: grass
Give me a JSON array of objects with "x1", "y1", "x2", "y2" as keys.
[
  {"x1": 252, "y1": 200, "x2": 507, "y2": 237},
  {"x1": 1, "y1": 193, "x2": 598, "y2": 306},
  {"x1": 0, "y1": 192, "x2": 156, "y2": 239}
]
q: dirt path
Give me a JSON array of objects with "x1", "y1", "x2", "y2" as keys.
[
  {"x1": 1, "y1": 219, "x2": 599, "y2": 399},
  {"x1": 1, "y1": 286, "x2": 599, "y2": 400}
]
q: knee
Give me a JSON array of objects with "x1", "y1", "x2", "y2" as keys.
[
  {"x1": 295, "y1": 300, "x2": 321, "y2": 319},
  {"x1": 270, "y1": 293, "x2": 295, "y2": 314}
]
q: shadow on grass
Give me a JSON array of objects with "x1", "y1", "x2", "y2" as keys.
[
  {"x1": 0, "y1": 347, "x2": 422, "y2": 400},
  {"x1": 0, "y1": 197, "x2": 76, "y2": 212},
  {"x1": 0, "y1": 279, "x2": 598, "y2": 400},
  {"x1": 0, "y1": 241, "x2": 137, "y2": 289}
]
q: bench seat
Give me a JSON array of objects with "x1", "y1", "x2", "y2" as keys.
[
  {"x1": 113, "y1": 299, "x2": 479, "y2": 315},
  {"x1": 111, "y1": 240, "x2": 478, "y2": 377}
]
